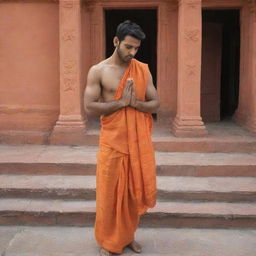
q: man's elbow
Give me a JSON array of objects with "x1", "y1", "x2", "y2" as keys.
[
  {"x1": 85, "y1": 107, "x2": 94, "y2": 116},
  {"x1": 84, "y1": 107, "x2": 91, "y2": 116},
  {"x1": 153, "y1": 100, "x2": 160, "y2": 113},
  {"x1": 84, "y1": 104, "x2": 99, "y2": 117}
]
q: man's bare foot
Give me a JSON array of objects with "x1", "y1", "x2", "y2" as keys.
[
  {"x1": 99, "y1": 248, "x2": 112, "y2": 256},
  {"x1": 127, "y1": 240, "x2": 142, "y2": 253}
]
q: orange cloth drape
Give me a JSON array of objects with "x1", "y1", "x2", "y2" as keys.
[{"x1": 94, "y1": 59, "x2": 156, "y2": 253}]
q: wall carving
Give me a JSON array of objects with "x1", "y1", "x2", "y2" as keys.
[
  {"x1": 186, "y1": 64, "x2": 197, "y2": 76},
  {"x1": 185, "y1": 29, "x2": 200, "y2": 42},
  {"x1": 59, "y1": 1, "x2": 80, "y2": 95},
  {"x1": 62, "y1": 29, "x2": 76, "y2": 41},
  {"x1": 63, "y1": 77, "x2": 76, "y2": 91},
  {"x1": 63, "y1": 60, "x2": 76, "y2": 74}
]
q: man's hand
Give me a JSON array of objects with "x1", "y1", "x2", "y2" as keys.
[
  {"x1": 120, "y1": 78, "x2": 133, "y2": 107},
  {"x1": 130, "y1": 83, "x2": 138, "y2": 108}
]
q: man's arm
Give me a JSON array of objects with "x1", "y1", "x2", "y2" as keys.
[
  {"x1": 84, "y1": 66, "x2": 132, "y2": 116},
  {"x1": 130, "y1": 72, "x2": 160, "y2": 113}
]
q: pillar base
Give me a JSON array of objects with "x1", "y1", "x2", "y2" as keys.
[
  {"x1": 171, "y1": 116, "x2": 208, "y2": 137},
  {"x1": 234, "y1": 111, "x2": 256, "y2": 134},
  {"x1": 49, "y1": 115, "x2": 87, "y2": 145}
]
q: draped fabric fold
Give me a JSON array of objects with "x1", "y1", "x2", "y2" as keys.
[{"x1": 95, "y1": 59, "x2": 156, "y2": 253}]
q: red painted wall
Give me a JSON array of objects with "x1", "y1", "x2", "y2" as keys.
[{"x1": 0, "y1": 1, "x2": 59, "y2": 140}]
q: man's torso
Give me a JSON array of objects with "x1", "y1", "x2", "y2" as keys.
[{"x1": 95, "y1": 59, "x2": 128, "y2": 102}]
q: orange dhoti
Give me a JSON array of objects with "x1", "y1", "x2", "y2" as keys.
[{"x1": 94, "y1": 59, "x2": 156, "y2": 254}]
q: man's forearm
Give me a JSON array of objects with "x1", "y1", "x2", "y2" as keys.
[
  {"x1": 133, "y1": 100, "x2": 159, "y2": 113},
  {"x1": 85, "y1": 100, "x2": 125, "y2": 116}
]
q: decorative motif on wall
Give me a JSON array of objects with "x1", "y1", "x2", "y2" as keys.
[
  {"x1": 63, "y1": 60, "x2": 76, "y2": 75},
  {"x1": 185, "y1": 29, "x2": 200, "y2": 42},
  {"x1": 62, "y1": 59, "x2": 77, "y2": 92},
  {"x1": 186, "y1": 64, "x2": 197, "y2": 76},
  {"x1": 63, "y1": 77, "x2": 76, "y2": 91},
  {"x1": 62, "y1": 29, "x2": 76, "y2": 41}
]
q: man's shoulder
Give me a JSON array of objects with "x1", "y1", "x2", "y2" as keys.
[{"x1": 89, "y1": 59, "x2": 107, "y2": 72}]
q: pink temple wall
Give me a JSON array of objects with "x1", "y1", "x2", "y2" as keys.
[
  {"x1": 0, "y1": 1, "x2": 59, "y2": 142},
  {"x1": 0, "y1": 0, "x2": 255, "y2": 144}
]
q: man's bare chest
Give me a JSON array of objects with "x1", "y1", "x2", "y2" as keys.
[{"x1": 100, "y1": 66, "x2": 126, "y2": 96}]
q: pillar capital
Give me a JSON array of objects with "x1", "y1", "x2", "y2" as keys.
[
  {"x1": 84, "y1": 0, "x2": 97, "y2": 12},
  {"x1": 248, "y1": 0, "x2": 256, "y2": 22},
  {"x1": 178, "y1": 0, "x2": 202, "y2": 8}
]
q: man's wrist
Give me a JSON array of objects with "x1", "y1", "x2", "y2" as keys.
[
  {"x1": 118, "y1": 99, "x2": 127, "y2": 108},
  {"x1": 132, "y1": 99, "x2": 139, "y2": 109}
]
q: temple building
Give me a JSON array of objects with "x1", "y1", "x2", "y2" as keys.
[{"x1": 0, "y1": 0, "x2": 255, "y2": 144}]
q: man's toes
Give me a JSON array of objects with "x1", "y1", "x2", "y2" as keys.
[
  {"x1": 128, "y1": 241, "x2": 142, "y2": 253},
  {"x1": 100, "y1": 248, "x2": 112, "y2": 256}
]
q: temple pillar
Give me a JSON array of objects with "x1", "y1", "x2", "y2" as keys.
[
  {"x1": 172, "y1": 0, "x2": 207, "y2": 137},
  {"x1": 234, "y1": 0, "x2": 256, "y2": 133},
  {"x1": 50, "y1": 0, "x2": 87, "y2": 144}
]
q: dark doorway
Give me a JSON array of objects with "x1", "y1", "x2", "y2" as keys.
[
  {"x1": 201, "y1": 10, "x2": 240, "y2": 121},
  {"x1": 105, "y1": 9, "x2": 157, "y2": 87}
]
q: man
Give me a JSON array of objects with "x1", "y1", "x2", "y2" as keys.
[{"x1": 84, "y1": 20, "x2": 159, "y2": 256}]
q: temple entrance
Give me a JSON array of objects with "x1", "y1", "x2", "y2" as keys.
[
  {"x1": 87, "y1": 9, "x2": 157, "y2": 129},
  {"x1": 105, "y1": 9, "x2": 157, "y2": 87},
  {"x1": 201, "y1": 10, "x2": 240, "y2": 122}
]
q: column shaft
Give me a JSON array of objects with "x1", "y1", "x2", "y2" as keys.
[
  {"x1": 235, "y1": 1, "x2": 256, "y2": 133},
  {"x1": 50, "y1": 0, "x2": 87, "y2": 144},
  {"x1": 172, "y1": 0, "x2": 207, "y2": 137}
]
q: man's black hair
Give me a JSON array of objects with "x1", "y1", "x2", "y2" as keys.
[{"x1": 115, "y1": 20, "x2": 146, "y2": 42}]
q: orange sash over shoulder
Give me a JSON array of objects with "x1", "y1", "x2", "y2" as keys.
[{"x1": 95, "y1": 59, "x2": 156, "y2": 254}]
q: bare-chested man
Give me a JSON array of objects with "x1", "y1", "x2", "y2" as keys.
[{"x1": 84, "y1": 20, "x2": 159, "y2": 256}]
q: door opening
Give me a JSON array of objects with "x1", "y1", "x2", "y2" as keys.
[
  {"x1": 105, "y1": 9, "x2": 157, "y2": 88},
  {"x1": 201, "y1": 10, "x2": 240, "y2": 122}
]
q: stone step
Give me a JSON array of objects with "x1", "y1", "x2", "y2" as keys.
[
  {"x1": 0, "y1": 198, "x2": 255, "y2": 228},
  {"x1": 1, "y1": 175, "x2": 255, "y2": 202},
  {"x1": 0, "y1": 145, "x2": 256, "y2": 177},
  {"x1": 79, "y1": 133, "x2": 256, "y2": 153}
]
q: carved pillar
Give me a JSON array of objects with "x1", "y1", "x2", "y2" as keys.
[
  {"x1": 50, "y1": 0, "x2": 87, "y2": 144},
  {"x1": 234, "y1": 0, "x2": 256, "y2": 133},
  {"x1": 172, "y1": 0, "x2": 207, "y2": 137}
]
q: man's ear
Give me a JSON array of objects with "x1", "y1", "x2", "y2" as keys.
[{"x1": 113, "y1": 36, "x2": 119, "y2": 47}]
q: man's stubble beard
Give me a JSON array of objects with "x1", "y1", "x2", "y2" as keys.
[{"x1": 117, "y1": 44, "x2": 132, "y2": 63}]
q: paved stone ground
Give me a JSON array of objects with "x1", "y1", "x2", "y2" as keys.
[
  {"x1": 0, "y1": 226, "x2": 255, "y2": 256},
  {"x1": 1, "y1": 144, "x2": 256, "y2": 166}
]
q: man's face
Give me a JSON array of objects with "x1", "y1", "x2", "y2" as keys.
[{"x1": 116, "y1": 35, "x2": 141, "y2": 63}]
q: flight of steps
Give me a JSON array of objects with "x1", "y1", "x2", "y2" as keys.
[{"x1": 0, "y1": 137, "x2": 256, "y2": 228}]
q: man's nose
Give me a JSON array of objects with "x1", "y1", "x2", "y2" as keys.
[{"x1": 130, "y1": 48, "x2": 136, "y2": 56}]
